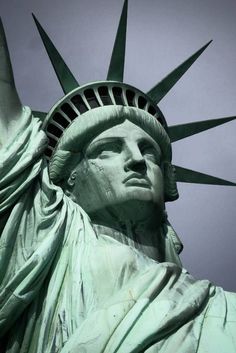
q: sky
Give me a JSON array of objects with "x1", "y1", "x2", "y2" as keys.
[{"x1": 1, "y1": 0, "x2": 236, "y2": 291}]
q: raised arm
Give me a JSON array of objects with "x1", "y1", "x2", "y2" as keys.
[{"x1": 0, "y1": 18, "x2": 23, "y2": 148}]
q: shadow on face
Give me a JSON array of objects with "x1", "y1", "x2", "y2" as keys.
[{"x1": 68, "y1": 120, "x2": 165, "y2": 226}]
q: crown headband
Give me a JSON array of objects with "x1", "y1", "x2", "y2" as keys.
[{"x1": 43, "y1": 81, "x2": 167, "y2": 160}]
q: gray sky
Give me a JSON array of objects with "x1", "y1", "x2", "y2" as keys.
[{"x1": 1, "y1": 0, "x2": 236, "y2": 290}]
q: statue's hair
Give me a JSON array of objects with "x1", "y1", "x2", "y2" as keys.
[{"x1": 49, "y1": 106, "x2": 179, "y2": 201}]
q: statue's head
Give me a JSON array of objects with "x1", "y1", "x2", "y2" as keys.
[
  {"x1": 33, "y1": 0, "x2": 221, "y2": 222},
  {"x1": 25, "y1": 0, "x2": 233, "y2": 259},
  {"x1": 43, "y1": 82, "x2": 178, "y2": 222}
]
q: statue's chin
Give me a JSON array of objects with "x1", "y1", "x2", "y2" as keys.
[
  {"x1": 88, "y1": 197, "x2": 163, "y2": 227},
  {"x1": 122, "y1": 185, "x2": 158, "y2": 203},
  {"x1": 75, "y1": 183, "x2": 164, "y2": 226}
]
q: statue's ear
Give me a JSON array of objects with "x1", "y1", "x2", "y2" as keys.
[
  {"x1": 67, "y1": 170, "x2": 77, "y2": 187},
  {"x1": 163, "y1": 161, "x2": 179, "y2": 202},
  {"x1": 64, "y1": 170, "x2": 77, "y2": 201}
]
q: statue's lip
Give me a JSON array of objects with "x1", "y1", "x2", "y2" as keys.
[{"x1": 123, "y1": 173, "x2": 150, "y2": 187}]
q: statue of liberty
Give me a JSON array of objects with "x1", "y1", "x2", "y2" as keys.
[{"x1": 0, "y1": 1, "x2": 236, "y2": 352}]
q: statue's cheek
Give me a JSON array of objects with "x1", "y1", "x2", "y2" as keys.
[{"x1": 84, "y1": 160, "x2": 117, "y2": 206}]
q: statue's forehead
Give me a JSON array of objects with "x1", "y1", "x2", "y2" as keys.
[{"x1": 88, "y1": 119, "x2": 156, "y2": 144}]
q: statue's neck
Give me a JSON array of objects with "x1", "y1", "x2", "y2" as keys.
[{"x1": 92, "y1": 220, "x2": 165, "y2": 262}]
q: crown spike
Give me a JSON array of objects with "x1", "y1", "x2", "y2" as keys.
[
  {"x1": 169, "y1": 116, "x2": 236, "y2": 142},
  {"x1": 0, "y1": 19, "x2": 15, "y2": 87},
  {"x1": 147, "y1": 40, "x2": 212, "y2": 104},
  {"x1": 174, "y1": 165, "x2": 236, "y2": 186},
  {"x1": 107, "y1": 0, "x2": 128, "y2": 82},
  {"x1": 0, "y1": 18, "x2": 22, "y2": 143},
  {"x1": 32, "y1": 14, "x2": 79, "y2": 94}
]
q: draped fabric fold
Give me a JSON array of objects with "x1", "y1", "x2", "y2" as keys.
[{"x1": 0, "y1": 109, "x2": 235, "y2": 352}]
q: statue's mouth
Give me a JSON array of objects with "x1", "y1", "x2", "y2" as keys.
[{"x1": 123, "y1": 173, "x2": 151, "y2": 188}]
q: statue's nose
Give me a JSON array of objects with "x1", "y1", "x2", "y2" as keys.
[
  {"x1": 129, "y1": 160, "x2": 147, "y2": 174},
  {"x1": 124, "y1": 147, "x2": 147, "y2": 174}
]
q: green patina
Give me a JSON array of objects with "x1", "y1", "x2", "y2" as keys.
[{"x1": 0, "y1": 1, "x2": 236, "y2": 352}]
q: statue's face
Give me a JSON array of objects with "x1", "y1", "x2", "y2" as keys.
[{"x1": 71, "y1": 119, "x2": 164, "y2": 223}]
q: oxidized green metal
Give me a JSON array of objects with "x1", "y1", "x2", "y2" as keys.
[
  {"x1": 0, "y1": 0, "x2": 236, "y2": 352},
  {"x1": 147, "y1": 40, "x2": 212, "y2": 104},
  {"x1": 107, "y1": 0, "x2": 128, "y2": 81},
  {"x1": 31, "y1": 5, "x2": 235, "y2": 187},
  {"x1": 169, "y1": 115, "x2": 236, "y2": 142},
  {"x1": 32, "y1": 14, "x2": 79, "y2": 94}
]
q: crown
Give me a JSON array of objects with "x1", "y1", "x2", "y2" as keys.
[
  {"x1": 42, "y1": 81, "x2": 168, "y2": 160},
  {"x1": 31, "y1": 0, "x2": 235, "y2": 188}
]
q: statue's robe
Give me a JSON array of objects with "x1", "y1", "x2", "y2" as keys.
[{"x1": 0, "y1": 109, "x2": 236, "y2": 353}]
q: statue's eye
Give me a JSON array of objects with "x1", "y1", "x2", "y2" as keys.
[
  {"x1": 87, "y1": 141, "x2": 122, "y2": 159},
  {"x1": 98, "y1": 142, "x2": 121, "y2": 158},
  {"x1": 139, "y1": 142, "x2": 161, "y2": 165}
]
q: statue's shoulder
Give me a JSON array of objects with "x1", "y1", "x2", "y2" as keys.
[
  {"x1": 205, "y1": 286, "x2": 236, "y2": 319},
  {"x1": 196, "y1": 286, "x2": 236, "y2": 353},
  {"x1": 225, "y1": 290, "x2": 236, "y2": 317}
]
